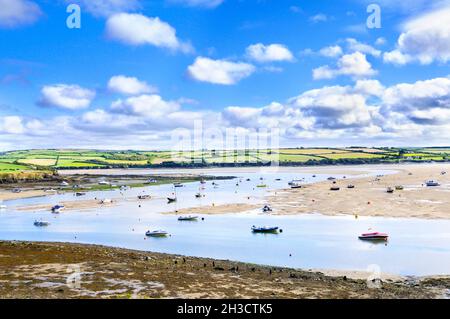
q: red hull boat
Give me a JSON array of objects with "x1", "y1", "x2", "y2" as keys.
[{"x1": 358, "y1": 232, "x2": 388, "y2": 240}]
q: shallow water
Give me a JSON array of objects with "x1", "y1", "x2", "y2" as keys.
[{"x1": 1, "y1": 168, "x2": 449, "y2": 276}]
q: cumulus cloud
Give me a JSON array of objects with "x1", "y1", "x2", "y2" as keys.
[
  {"x1": 354, "y1": 79, "x2": 385, "y2": 97},
  {"x1": 187, "y1": 57, "x2": 255, "y2": 85},
  {"x1": 290, "y1": 86, "x2": 375, "y2": 129},
  {"x1": 0, "y1": 116, "x2": 24, "y2": 134},
  {"x1": 346, "y1": 38, "x2": 381, "y2": 57},
  {"x1": 108, "y1": 75, "x2": 157, "y2": 95},
  {"x1": 385, "y1": 4, "x2": 450, "y2": 65},
  {"x1": 383, "y1": 77, "x2": 450, "y2": 113},
  {"x1": 383, "y1": 49, "x2": 412, "y2": 65},
  {"x1": 246, "y1": 43, "x2": 294, "y2": 63},
  {"x1": 0, "y1": 0, "x2": 42, "y2": 28},
  {"x1": 111, "y1": 94, "x2": 180, "y2": 117},
  {"x1": 319, "y1": 45, "x2": 343, "y2": 58},
  {"x1": 39, "y1": 84, "x2": 96, "y2": 110},
  {"x1": 313, "y1": 52, "x2": 377, "y2": 80},
  {"x1": 69, "y1": 0, "x2": 140, "y2": 17},
  {"x1": 168, "y1": 0, "x2": 224, "y2": 8},
  {"x1": 106, "y1": 13, "x2": 193, "y2": 53}
]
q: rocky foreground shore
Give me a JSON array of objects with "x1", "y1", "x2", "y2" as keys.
[{"x1": 0, "y1": 241, "x2": 448, "y2": 299}]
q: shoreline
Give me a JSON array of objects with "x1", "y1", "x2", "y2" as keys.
[{"x1": 0, "y1": 240, "x2": 448, "y2": 299}]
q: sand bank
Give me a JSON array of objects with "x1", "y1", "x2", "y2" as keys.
[
  {"x1": 163, "y1": 203, "x2": 259, "y2": 215},
  {"x1": 267, "y1": 164, "x2": 450, "y2": 219}
]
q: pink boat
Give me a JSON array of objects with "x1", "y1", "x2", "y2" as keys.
[{"x1": 358, "y1": 232, "x2": 389, "y2": 240}]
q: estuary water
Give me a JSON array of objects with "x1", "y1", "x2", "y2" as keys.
[{"x1": 0, "y1": 167, "x2": 449, "y2": 276}]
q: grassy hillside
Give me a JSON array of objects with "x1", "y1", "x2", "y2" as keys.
[{"x1": 0, "y1": 147, "x2": 449, "y2": 174}]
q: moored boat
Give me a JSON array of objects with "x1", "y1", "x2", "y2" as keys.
[
  {"x1": 251, "y1": 225, "x2": 279, "y2": 233},
  {"x1": 426, "y1": 180, "x2": 440, "y2": 187},
  {"x1": 386, "y1": 187, "x2": 394, "y2": 193},
  {"x1": 178, "y1": 215, "x2": 198, "y2": 221},
  {"x1": 51, "y1": 205, "x2": 65, "y2": 213},
  {"x1": 358, "y1": 232, "x2": 388, "y2": 241},
  {"x1": 145, "y1": 230, "x2": 169, "y2": 237},
  {"x1": 34, "y1": 220, "x2": 50, "y2": 227},
  {"x1": 262, "y1": 205, "x2": 272, "y2": 212},
  {"x1": 167, "y1": 197, "x2": 177, "y2": 203}
]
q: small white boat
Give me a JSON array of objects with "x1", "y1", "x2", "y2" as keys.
[
  {"x1": 178, "y1": 215, "x2": 198, "y2": 221},
  {"x1": 251, "y1": 225, "x2": 279, "y2": 233},
  {"x1": 167, "y1": 197, "x2": 177, "y2": 203},
  {"x1": 288, "y1": 179, "x2": 303, "y2": 186},
  {"x1": 426, "y1": 180, "x2": 440, "y2": 187},
  {"x1": 51, "y1": 205, "x2": 65, "y2": 213},
  {"x1": 174, "y1": 183, "x2": 184, "y2": 188},
  {"x1": 60, "y1": 181, "x2": 69, "y2": 187},
  {"x1": 100, "y1": 198, "x2": 113, "y2": 204},
  {"x1": 34, "y1": 220, "x2": 50, "y2": 227},
  {"x1": 290, "y1": 182, "x2": 302, "y2": 189},
  {"x1": 98, "y1": 181, "x2": 110, "y2": 185},
  {"x1": 145, "y1": 230, "x2": 169, "y2": 237}
]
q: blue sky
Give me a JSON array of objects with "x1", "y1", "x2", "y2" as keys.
[{"x1": 1, "y1": 0, "x2": 450, "y2": 150}]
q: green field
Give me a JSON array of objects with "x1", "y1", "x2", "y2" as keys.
[{"x1": 0, "y1": 147, "x2": 449, "y2": 174}]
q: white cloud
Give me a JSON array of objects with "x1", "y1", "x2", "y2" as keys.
[
  {"x1": 346, "y1": 38, "x2": 381, "y2": 57},
  {"x1": 383, "y1": 49, "x2": 412, "y2": 65},
  {"x1": 0, "y1": 0, "x2": 41, "y2": 28},
  {"x1": 111, "y1": 94, "x2": 180, "y2": 117},
  {"x1": 319, "y1": 45, "x2": 343, "y2": 58},
  {"x1": 108, "y1": 75, "x2": 157, "y2": 95},
  {"x1": 383, "y1": 77, "x2": 450, "y2": 110},
  {"x1": 70, "y1": 0, "x2": 140, "y2": 17},
  {"x1": 168, "y1": 0, "x2": 224, "y2": 8},
  {"x1": 39, "y1": 84, "x2": 96, "y2": 110},
  {"x1": 375, "y1": 37, "x2": 386, "y2": 46},
  {"x1": 187, "y1": 57, "x2": 255, "y2": 85},
  {"x1": 291, "y1": 85, "x2": 374, "y2": 129},
  {"x1": 386, "y1": 4, "x2": 450, "y2": 65},
  {"x1": 222, "y1": 106, "x2": 261, "y2": 127},
  {"x1": 0, "y1": 116, "x2": 24, "y2": 134},
  {"x1": 354, "y1": 79, "x2": 385, "y2": 97},
  {"x1": 106, "y1": 13, "x2": 192, "y2": 53},
  {"x1": 309, "y1": 14, "x2": 327, "y2": 23},
  {"x1": 246, "y1": 43, "x2": 294, "y2": 63},
  {"x1": 313, "y1": 52, "x2": 377, "y2": 80}
]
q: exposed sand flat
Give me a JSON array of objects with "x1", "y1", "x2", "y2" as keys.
[
  {"x1": 15, "y1": 199, "x2": 119, "y2": 212},
  {"x1": 267, "y1": 164, "x2": 450, "y2": 219},
  {"x1": 0, "y1": 190, "x2": 48, "y2": 201},
  {"x1": 163, "y1": 203, "x2": 259, "y2": 215}
]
